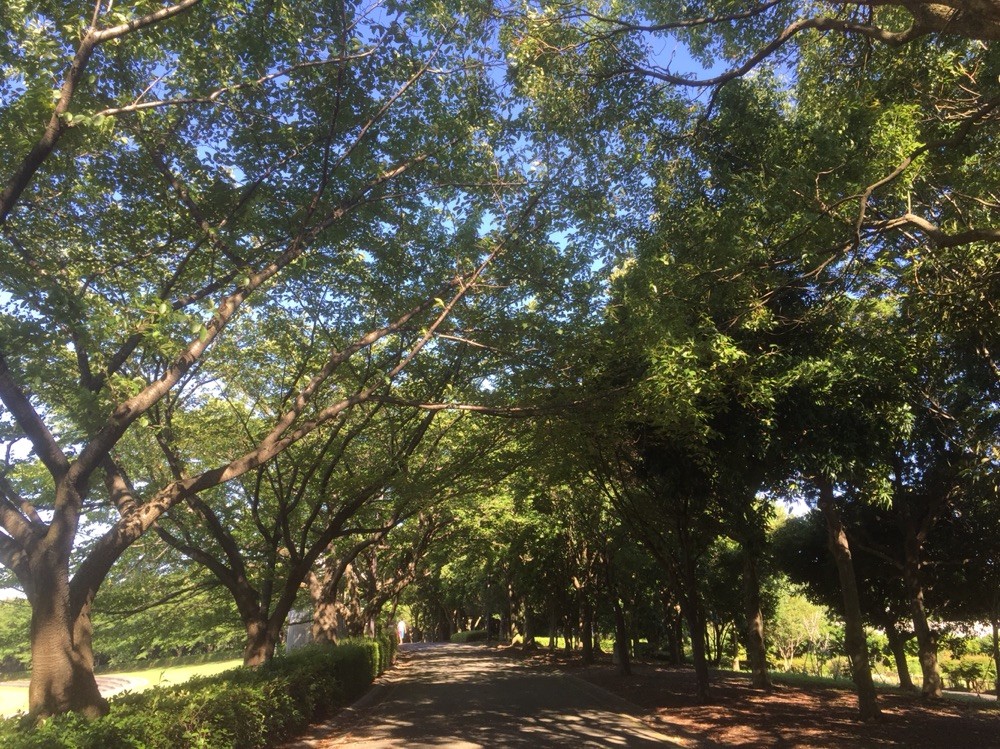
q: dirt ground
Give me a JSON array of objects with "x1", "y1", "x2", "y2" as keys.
[{"x1": 500, "y1": 646, "x2": 1000, "y2": 748}]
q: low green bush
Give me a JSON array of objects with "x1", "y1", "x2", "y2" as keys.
[
  {"x1": 0, "y1": 638, "x2": 394, "y2": 749},
  {"x1": 450, "y1": 630, "x2": 487, "y2": 643}
]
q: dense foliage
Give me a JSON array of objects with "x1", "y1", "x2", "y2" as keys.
[{"x1": 1, "y1": 0, "x2": 999, "y2": 730}]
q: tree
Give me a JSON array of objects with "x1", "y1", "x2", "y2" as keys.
[
  {"x1": 0, "y1": 1, "x2": 538, "y2": 717},
  {"x1": 769, "y1": 584, "x2": 833, "y2": 674},
  {"x1": 773, "y1": 510, "x2": 917, "y2": 690}
]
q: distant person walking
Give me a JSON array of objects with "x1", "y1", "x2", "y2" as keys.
[{"x1": 397, "y1": 619, "x2": 407, "y2": 644}]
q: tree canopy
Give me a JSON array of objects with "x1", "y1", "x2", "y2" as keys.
[{"x1": 1, "y1": 0, "x2": 999, "y2": 726}]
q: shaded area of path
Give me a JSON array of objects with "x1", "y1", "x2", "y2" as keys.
[{"x1": 305, "y1": 643, "x2": 693, "y2": 748}]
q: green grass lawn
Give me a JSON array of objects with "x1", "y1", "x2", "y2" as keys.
[{"x1": 0, "y1": 658, "x2": 243, "y2": 717}]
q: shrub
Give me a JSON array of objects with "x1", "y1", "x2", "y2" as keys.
[
  {"x1": 0, "y1": 638, "x2": 394, "y2": 749},
  {"x1": 942, "y1": 653, "x2": 995, "y2": 694},
  {"x1": 450, "y1": 630, "x2": 488, "y2": 644}
]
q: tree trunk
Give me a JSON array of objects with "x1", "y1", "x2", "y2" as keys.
[
  {"x1": 308, "y1": 570, "x2": 341, "y2": 643},
  {"x1": 242, "y1": 616, "x2": 280, "y2": 666},
  {"x1": 711, "y1": 621, "x2": 724, "y2": 666},
  {"x1": 502, "y1": 579, "x2": 514, "y2": 641},
  {"x1": 992, "y1": 616, "x2": 1000, "y2": 698},
  {"x1": 674, "y1": 549, "x2": 711, "y2": 702},
  {"x1": 884, "y1": 623, "x2": 914, "y2": 691},
  {"x1": 437, "y1": 606, "x2": 451, "y2": 642},
  {"x1": 613, "y1": 596, "x2": 631, "y2": 676},
  {"x1": 680, "y1": 596, "x2": 710, "y2": 702},
  {"x1": 817, "y1": 479, "x2": 881, "y2": 721},
  {"x1": 27, "y1": 586, "x2": 108, "y2": 719},
  {"x1": 522, "y1": 601, "x2": 535, "y2": 645},
  {"x1": 311, "y1": 597, "x2": 340, "y2": 643},
  {"x1": 581, "y1": 601, "x2": 594, "y2": 664},
  {"x1": 900, "y1": 527, "x2": 943, "y2": 697},
  {"x1": 663, "y1": 594, "x2": 683, "y2": 665},
  {"x1": 742, "y1": 551, "x2": 771, "y2": 688}
]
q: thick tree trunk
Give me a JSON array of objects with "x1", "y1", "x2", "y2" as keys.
[
  {"x1": 817, "y1": 479, "x2": 881, "y2": 721},
  {"x1": 28, "y1": 602, "x2": 107, "y2": 718},
  {"x1": 311, "y1": 597, "x2": 339, "y2": 643},
  {"x1": 242, "y1": 617, "x2": 278, "y2": 666},
  {"x1": 26, "y1": 565, "x2": 107, "y2": 719},
  {"x1": 742, "y1": 551, "x2": 771, "y2": 688},
  {"x1": 900, "y1": 530, "x2": 942, "y2": 697},
  {"x1": 308, "y1": 570, "x2": 340, "y2": 643},
  {"x1": 884, "y1": 623, "x2": 915, "y2": 691},
  {"x1": 437, "y1": 606, "x2": 451, "y2": 642}
]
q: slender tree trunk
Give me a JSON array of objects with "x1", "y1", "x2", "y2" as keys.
[
  {"x1": 523, "y1": 602, "x2": 535, "y2": 645},
  {"x1": 992, "y1": 616, "x2": 1000, "y2": 698},
  {"x1": 900, "y1": 528, "x2": 943, "y2": 697},
  {"x1": 712, "y1": 622, "x2": 724, "y2": 665},
  {"x1": 502, "y1": 579, "x2": 514, "y2": 641},
  {"x1": 884, "y1": 623, "x2": 914, "y2": 691},
  {"x1": 742, "y1": 551, "x2": 771, "y2": 688},
  {"x1": 663, "y1": 594, "x2": 682, "y2": 665},
  {"x1": 613, "y1": 596, "x2": 631, "y2": 676},
  {"x1": 674, "y1": 548, "x2": 711, "y2": 702},
  {"x1": 680, "y1": 596, "x2": 710, "y2": 702},
  {"x1": 817, "y1": 479, "x2": 881, "y2": 721},
  {"x1": 581, "y1": 601, "x2": 595, "y2": 664}
]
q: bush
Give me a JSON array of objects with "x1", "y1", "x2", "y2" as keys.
[
  {"x1": 942, "y1": 653, "x2": 995, "y2": 694},
  {"x1": 0, "y1": 638, "x2": 394, "y2": 749},
  {"x1": 450, "y1": 630, "x2": 487, "y2": 644}
]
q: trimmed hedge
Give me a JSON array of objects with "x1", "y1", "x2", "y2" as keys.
[
  {"x1": 0, "y1": 634, "x2": 397, "y2": 749},
  {"x1": 450, "y1": 630, "x2": 488, "y2": 644}
]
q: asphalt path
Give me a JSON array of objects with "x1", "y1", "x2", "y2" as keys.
[{"x1": 303, "y1": 642, "x2": 688, "y2": 748}]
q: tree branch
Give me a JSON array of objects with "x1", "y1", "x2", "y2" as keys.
[
  {"x1": 0, "y1": 0, "x2": 202, "y2": 224},
  {"x1": 0, "y1": 352, "x2": 69, "y2": 480}
]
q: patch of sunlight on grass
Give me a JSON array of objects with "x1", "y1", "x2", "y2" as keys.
[
  {"x1": 112, "y1": 658, "x2": 243, "y2": 688},
  {"x1": 0, "y1": 659, "x2": 244, "y2": 717},
  {"x1": 0, "y1": 685, "x2": 27, "y2": 717}
]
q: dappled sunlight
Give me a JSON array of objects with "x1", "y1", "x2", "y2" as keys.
[
  {"x1": 321, "y1": 644, "x2": 682, "y2": 748},
  {"x1": 580, "y1": 663, "x2": 1000, "y2": 749}
]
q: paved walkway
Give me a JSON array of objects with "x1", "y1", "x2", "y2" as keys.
[{"x1": 301, "y1": 643, "x2": 686, "y2": 748}]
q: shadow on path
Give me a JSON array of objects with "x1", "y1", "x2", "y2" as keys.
[{"x1": 306, "y1": 643, "x2": 697, "y2": 748}]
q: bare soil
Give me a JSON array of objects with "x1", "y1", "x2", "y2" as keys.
[{"x1": 500, "y1": 646, "x2": 1000, "y2": 748}]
